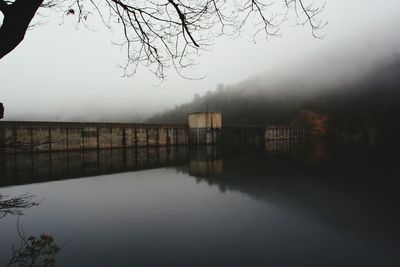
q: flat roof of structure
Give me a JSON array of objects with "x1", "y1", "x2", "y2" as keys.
[{"x1": 187, "y1": 111, "x2": 221, "y2": 114}]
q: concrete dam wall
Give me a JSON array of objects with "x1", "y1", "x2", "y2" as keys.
[
  {"x1": 0, "y1": 121, "x2": 189, "y2": 153},
  {"x1": 0, "y1": 112, "x2": 306, "y2": 154}
]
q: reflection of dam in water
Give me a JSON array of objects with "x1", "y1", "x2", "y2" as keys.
[
  {"x1": 185, "y1": 147, "x2": 400, "y2": 248},
  {"x1": 0, "y1": 140, "x2": 307, "y2": 188},
  {"x1": 265, "y1": 139, "x2": 306, "y2": 153},
  {"x1": 1, "y1": 139, "x2": 398, "y2": 249},
  {"x1": 0, "y1": 146, "x2": 189, "y2": 187}
]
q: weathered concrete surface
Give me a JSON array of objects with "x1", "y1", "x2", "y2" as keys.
[
  {"x1": 188, "y1": 112, "x2": 222, "y2": 129},
  {"x1": 0, "y1": 121, "x2": 189, "y2": 153},
  {"x1": 0, "y1": 116, "x2": 306, "y2": 154},
  {"x1": 220, "y1": 124, "x2": 306, "y2": 152},
  {"x1": 188, "y1": 112, "x2": 222, "y2": 145}
]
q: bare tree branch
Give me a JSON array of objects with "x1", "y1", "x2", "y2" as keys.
[{"x1": 0, "y1": 0, "x2": 327, "y2": 78}]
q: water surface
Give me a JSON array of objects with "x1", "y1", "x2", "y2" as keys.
[{"x1": 0, "y1": 144, "x2": 399, "y2": 266}]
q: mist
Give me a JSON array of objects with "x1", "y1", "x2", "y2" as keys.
[
  {"x1": 148, "y1": 26, "x2": 400, "y2": 142},
  {"x1": 2, "y1": 2, "x2": 400, "y2": 265},
  {"x1": 1, "y1": 0, "x2": 400, "y2": 122}
]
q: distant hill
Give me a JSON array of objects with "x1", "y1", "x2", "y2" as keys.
[{"x1": 148, "y1": 55, "x2": 400, "y2": 142}]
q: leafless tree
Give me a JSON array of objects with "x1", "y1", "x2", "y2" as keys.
[{"x1": 0, "y1": 0, "x2": 326, "y2": 78}]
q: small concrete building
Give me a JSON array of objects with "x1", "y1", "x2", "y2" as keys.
[
  {"x1": 188, "y1": 112, "x2": 222, "y2": 145},
  {"x1": 188, "y1": 111, "x2": 222, "y2": 129}
]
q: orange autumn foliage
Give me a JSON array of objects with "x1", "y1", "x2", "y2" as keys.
[{"x1": 292, "y1": 110, "x2": 330, "y2": 138}]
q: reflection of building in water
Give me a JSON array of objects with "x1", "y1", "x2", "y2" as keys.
[
  {"x1": 265, "y1": 139, "x2": 306, "y2": 153},
  {"x1": 184, "y1": 151, "x2": 400, "y2": 248},
  {"x1": 189, "y1": 145, "x2": 223, "y2": 177},
  {"x1": 190, "y1": 160, "x2": 223, "y2": 177},
  {"x1": 0, "y1": 146, "x2": 189, "y2": 188}
]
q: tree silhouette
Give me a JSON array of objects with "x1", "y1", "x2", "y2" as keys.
[
  {"x1": 0, "y1": 0, "x2": 326, "y2": 78},
  {"x1": 0, "y1": 102, "x2": 4, "y2": 119}
]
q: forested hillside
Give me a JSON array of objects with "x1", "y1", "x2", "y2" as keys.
[{"x1": 148, "y1": 55, "x2": 400, "y2": 142}]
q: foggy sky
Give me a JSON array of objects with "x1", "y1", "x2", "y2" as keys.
[{"x1": 1, "y1": 0, "x2": 400, "y2": 122}]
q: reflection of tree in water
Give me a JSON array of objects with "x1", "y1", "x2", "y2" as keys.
[
  {"x1": 0, "y1": 194, "x2": 64, "y2": 267},
  {"x1": 0, "y1": 194, "x2": 39, "y2": 218}
]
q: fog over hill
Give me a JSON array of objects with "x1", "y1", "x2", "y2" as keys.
[{"x1": 148, "y1": 46, "x2": 400, "y2": 142}]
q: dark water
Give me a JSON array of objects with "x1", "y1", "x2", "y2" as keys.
[{"x1": 0, "y1": 143, "x2": 399, "y2": 266}]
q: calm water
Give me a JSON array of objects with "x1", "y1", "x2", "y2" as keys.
[{"x1": 0, "y1": 144, "x2": 399, "y2": 266}]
